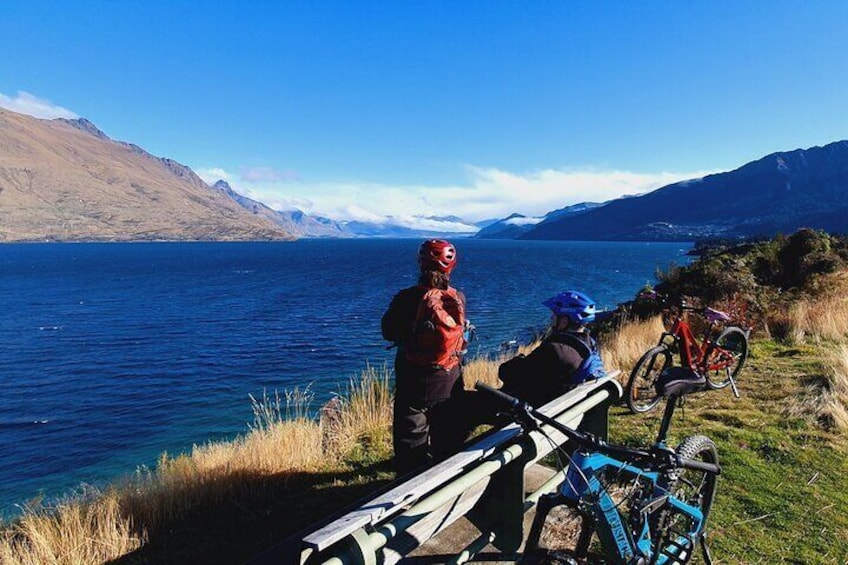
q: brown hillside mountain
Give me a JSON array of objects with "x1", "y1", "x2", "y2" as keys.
[{"x1": 0, "y1": 108, "x2": 294, "y2": 242}]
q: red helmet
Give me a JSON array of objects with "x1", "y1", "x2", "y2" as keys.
[{"x1": 418, "y1": 239, "x2": 457, "y2": 274}]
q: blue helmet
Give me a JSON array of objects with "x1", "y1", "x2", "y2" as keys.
[{"x1": 543, "y1": 290, "x2": 596, "y2": 325}]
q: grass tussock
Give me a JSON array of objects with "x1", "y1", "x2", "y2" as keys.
[
  {"x1": 599, "y1": 315, "x2": 665, "y2": 380},
  {"x1": 0, "y1": 493, "x2": 144, "y2": 565},
  {"x1": 322, "y1": 364, "x2": 394, "y2": 459},
  {"x1": 786, "y1": 344, "x2": 848, "y2": 431},
  {"x1": 783, "y1": 292, "x2": 848, "y2": 344},
  {"x1": 774, "y1": 282, "x2": 848, "y2": 431},
  {"x1": 462, "y1": 355, "x2": 507, "y2": 389}
]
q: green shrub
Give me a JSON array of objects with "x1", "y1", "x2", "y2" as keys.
[{"x1": 650, "y1": 229, "x2": 847, "y2": 330}]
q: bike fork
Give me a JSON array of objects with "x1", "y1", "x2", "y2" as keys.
[{"x1": 524, "y1": 494, "x2": 554, "y2": 555}]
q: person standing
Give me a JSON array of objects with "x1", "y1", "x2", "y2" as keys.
[{"x1": 382, "y1": 240, "x2": 468, "y2": 475}]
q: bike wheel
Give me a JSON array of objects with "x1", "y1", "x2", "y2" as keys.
[
  {"x1": 704, "y1": 326, "x2": 748, "y2": 390},
  {"x1": 660, "y1": 435, "x2": 718, "y2": 559},
  {"x1": 626, "y1": 345, "x2": 672, "y2": 413}
]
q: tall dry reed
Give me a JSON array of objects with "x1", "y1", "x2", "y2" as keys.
[{"x1": 322, "y1": 364, "x2": 394, "y2": 458}]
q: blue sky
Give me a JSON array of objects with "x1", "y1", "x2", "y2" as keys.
[{"x1": 2, "y1": 1, "x2": 847, "y2": 226}]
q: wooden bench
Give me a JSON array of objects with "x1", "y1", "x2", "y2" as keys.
[{"x1": 257, "y1": 374, "x2": 622, "y2": 565}]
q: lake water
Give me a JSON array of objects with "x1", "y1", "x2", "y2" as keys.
[{"x1": 0, "y1": 239, "x2": 690, "y2": 517}]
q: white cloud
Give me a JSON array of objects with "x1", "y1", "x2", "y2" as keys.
[
  {"x1": 0, "y1": 91, "x2": 78, "y2": 120},
  {"x1": 240, "y1": 166, "x2": 300, "y2": 183},
  {"x1": 505, "y1": 216, "x2": 544, "y2": 226},
  {"x1": 196, "y1": 167, "x2": 232, "y2": 183},
  {"x1": 383, "y1": 215, "x2": 477, "y2": 233},
  {"x1": 195, "y1": 163, "x2": 719, "y2": 224},
  {"x1": 432, "y1": 166, "x2": 718, "y2": 220}
]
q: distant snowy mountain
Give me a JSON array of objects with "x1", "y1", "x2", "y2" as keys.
[
  {"x1": 342, "y1": 215, "x2": 479, "y2": 238},
  {"x1": 475, "y1": 213, "x2": 543, "y2": 239},
  {"x1": 213, "y1": 180, "x2": 351, "y2": 238},
  {"x1": 474, "y1": 218, "x2": 502, "y2": 229},
  {"x1": 475, "y1": 202, "x2": 604, "y2": 239}
]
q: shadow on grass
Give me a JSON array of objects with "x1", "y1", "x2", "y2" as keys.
[{"x1": 106, "y1": 461, "x2": 394, "y2": 565}]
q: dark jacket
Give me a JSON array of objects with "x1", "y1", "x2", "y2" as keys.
[
  {"x1": 498, "y1": 330, "x2": 593, "y2": 407},
  {"x1": 382, "y1": 284, "x2": 467, "y2": 407}
]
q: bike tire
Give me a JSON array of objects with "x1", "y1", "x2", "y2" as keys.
[
  {"x1": 658, "y1": 435, "x2": 718, "y2": 563},
  {"x1": 704, "y1": 326, "x2": 748, "y2": 390},
  {"x1": 626, "y1": 345, "x2": 672, "y2": 413}
]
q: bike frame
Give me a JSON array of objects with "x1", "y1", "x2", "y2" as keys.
[
  {"x1": 659, "y1": 309, "x2": 733, "y2": 374},
  {"x1": 558, "y1": 450, "x2": 706, "y2": 564}
]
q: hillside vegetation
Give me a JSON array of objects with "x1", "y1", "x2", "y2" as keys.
[{"x1": 2, "y1": 230, "x2": 847, "y2": 564}]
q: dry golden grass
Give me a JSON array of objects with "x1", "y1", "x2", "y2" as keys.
[
  {"x1": 0, "y1": 367, "x2": 394, "y2": 565},
  {"x1": 0, "y1": 493, "x2": 144, "y2": 565},
  {"x1": 598, "y1": 316, "x2": 665, "y2": 382},
  {"x1": 780, "y1": 290, "x2": 848, "y2": 430},
  {"x1": 786, "y1": 343, "x2": 848, "y2": 431},
  {"x1": 462, "y1": 355, "x2": 505, "y2": 389},
  {"x1": 461, "y1": 339, "x2": 544, "y2": 390},
  {"x1": 322, "y1": 364, "x2": 394, "y2": 458},
  {"x1": 786, "y1": 293, "x2": 848, "y2": 343}
]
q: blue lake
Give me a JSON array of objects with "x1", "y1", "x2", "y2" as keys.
[{"x1": 0, "y1": 239, "x2": 690, "y2": 517}]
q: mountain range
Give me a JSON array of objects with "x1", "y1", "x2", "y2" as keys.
[
  {"x1": 0, "y1": 107, "x2": 483, "y2": 241},
  {"x1": 2, "y1": 106, "x2": 847, "y2": 242},
  {"x1": 475, "y1": 202, "x2": 604, "y2": 239},
  {"x1": 519, "y1": 141, "x2": 848, "y2": 240},
  {"x1": 211, "y1": 180, "x2": 350, "y2": 238}
]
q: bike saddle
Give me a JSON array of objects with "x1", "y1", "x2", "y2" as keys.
[
  {"x1": 655, "y1": 366, "x2": 706, "y2": 397},
  {"x1": 704, "y1": 306, "x2": 731, "y2": 323}
]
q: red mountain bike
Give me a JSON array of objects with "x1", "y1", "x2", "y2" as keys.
[{"x1": 626, "y1": 293, "x2": 749, "y2": 413}]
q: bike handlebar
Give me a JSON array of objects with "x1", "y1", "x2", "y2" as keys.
[
  {"x1": 474, "y1": 381, "x2": 721, "y2": 476},
  {"x1": 475, "y1": 381, "x2": 522, "y2": 409},
  {"x1": 640, "y1": 291, "x2": 696, "y2": 311},
  {"x1": 677, "y1": 456, "x2": 722, "y2": 475}
]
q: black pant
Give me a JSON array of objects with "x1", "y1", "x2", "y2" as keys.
[{"x1": 392, "y1": 365, "x2": 467, "y2": 476}]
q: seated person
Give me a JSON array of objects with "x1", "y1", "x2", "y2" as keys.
[{"x1": 499, "y1": 290, "x2": 606, "y2": 407}]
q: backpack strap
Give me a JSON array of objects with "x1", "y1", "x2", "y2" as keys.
[
  {"x1": 553, "y1": 331, "x2": 594, "y2": 358},
  {"x1": 554, "y1": 331, "x2": 606, "y2": 383}
]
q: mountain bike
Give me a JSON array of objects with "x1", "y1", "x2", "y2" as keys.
[
  {"x1": 476, "y1": 374, "x2": 720, "y2": 565},
  {"x1": 626, "y1": 294, "x2": 749, "y2": 414}
]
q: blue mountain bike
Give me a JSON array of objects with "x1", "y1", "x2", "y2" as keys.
[{"x1": 476, "y1": 370, "x2": 720, "y2": 564}]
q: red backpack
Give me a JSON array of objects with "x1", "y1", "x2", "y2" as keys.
[{"x1": 405, "y1": 286, "x2": 466, "y2": 371}]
